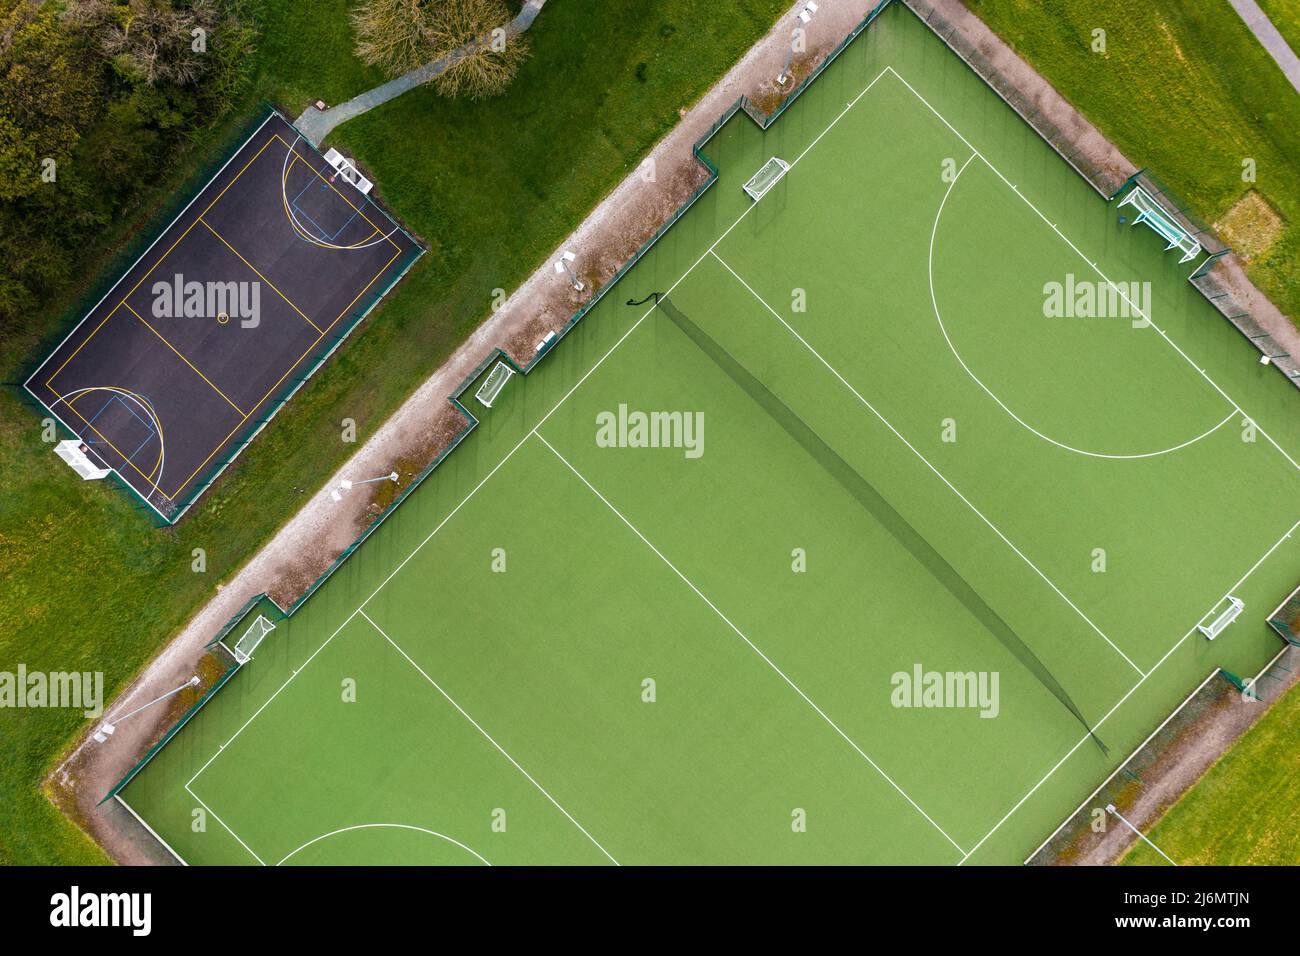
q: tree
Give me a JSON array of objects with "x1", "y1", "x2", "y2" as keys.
[
  {"x1": 0, "y1": 0, "x2": 103, "y2": 200},
  {"x1": 68, "y1": 0, "x2": 227, "y2": 87},
  {"x1": 352, "y1": 0, "x2": 528, "y2": 99}
]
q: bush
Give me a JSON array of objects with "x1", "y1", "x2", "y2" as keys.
[{"x1": 0, "y1": 0, "x2": 257, "y2": 334}]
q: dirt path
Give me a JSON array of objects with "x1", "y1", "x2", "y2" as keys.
[{"x1": 53, "y1": 0, "x2": 889, "y2": 865}]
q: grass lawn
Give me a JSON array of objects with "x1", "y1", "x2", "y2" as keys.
[
  {"x1": 967, "y1": 0, "x2": 1300, "y2": 325},
  {"x1": 1123, "y1": 681, "x2": 1300, "y2": 865},
  {"x1": 0, "y1": 0, "x2": 790, "y2": 864}
]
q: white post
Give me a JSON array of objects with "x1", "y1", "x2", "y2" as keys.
[
  {"x1": 778, "y1": 2, "x2": 819, "y2": 85},
  {"x1": 1105, "y1": 805, "x2": 1178, "y2": 865},
  {"x1": 330, "y1": 472, "x2": 398, "y2": 502},
  {"x1": 94, "y1": 676, "x2": 201, "y2": 743},
  {"x1": 555, "y1": 250, "x2": 583, "y2": 291}
]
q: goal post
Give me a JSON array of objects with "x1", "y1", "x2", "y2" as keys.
[
  {"x1": 1117, "y1": 184, "x2": 1201, "y2": 263},
  {"x1": 475, "y1": 361, "x2": 515, "y2": 409},
  {"x1": 322, "y1": 147, "x2": 374, "y2": 195},
  {"x1": 743, "y1": 156, "x2": 790, "y2": 201},
  {"x1": 232, "y1": 615, "x2": 275, "y2": 664},
  {"x1": 54, "y1": 439, "x2": 111, "y2": 480},
  {"x1": 1197, "y1": 595, "x2": 1244, "y2": 641}
]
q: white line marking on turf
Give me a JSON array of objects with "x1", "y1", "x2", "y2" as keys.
[
  {"x1": 533, "y1": 430, "x2": 967, "y2": 858},
  {"x1": 957, "y1": 516, "x2": 1300, "y2": 864},
  {"x1": 277, "y1": 824, "x2": 490, "y2": 866},
  {"x1": 885, "y1": 65, "x2": 1299, "y2": 474},
  {"x1": 174, "y1": 67, "x2": 898, "y2": 858},
  {"x1": 184, "y1": 783, "x2": 266, "y2": 865},
  {"x1": 928, "y1": 154, "x2": 1238, "y2": 460},
  {"x1": 359, "y1": 609, "x2": 619, "y2": 865},
  {"x1": 114, "y1": 794, "x2": 189, "y2": 866},
  {"x1": 1020, "y1": 667, "x2": 1220, "y2": 865},
  {"x1": 709, "y1": 249, "x2": 1145, "y2": 677}
]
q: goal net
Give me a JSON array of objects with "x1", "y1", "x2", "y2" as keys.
[
  {"x1": 54, "y1": 439, "x2": 110, "y2": 481},
  {"x1": 1117, "y1": 185, "x2": 1201, "y2": 263},
  {"x1": 232, "y1": 615, "x2": 275, "y2": 664},
  {"x1": 1197, "y1": 595, "x2": 1244, "y2": 641},
  {"x1": 475, "y1": 361, "x2": 515, "y2": 409},
  {"x1": 743, "y1": 157, "x2": 790, "y2": 201},
  {"x1": 322, "y1": 147, "x2": 374, "y2": 195}
]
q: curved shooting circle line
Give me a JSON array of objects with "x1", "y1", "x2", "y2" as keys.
[
  {"x1": 928, "y1": 154, "x2": 1236, "y2": 461},
  {"x1": 276, "y1": 824, "x2": 491, "y2": 866},
  {"x1": 48, "y1": 385, "x2": 168, "y2": 497},
  {"x1": 279, "y1": 137, "x2": 401, "y2": 252}
]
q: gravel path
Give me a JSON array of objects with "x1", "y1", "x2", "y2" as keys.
[{"x1": 1228, "y1": 0, "x2": 1300, "y2": 95}]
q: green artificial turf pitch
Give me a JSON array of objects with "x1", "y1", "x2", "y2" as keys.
[{"x1": 119, "y1": 5, "x2": 1300, "y2": 866}]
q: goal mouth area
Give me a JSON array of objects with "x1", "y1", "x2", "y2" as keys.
[
  {"x1": 54, "y1": 438, "x2": 112, "y2": 481},
  {"x1": 1197, "y1": 595, "x2": 1245, "y2": 641},
  {"x1": 1117, "y1": 184, "x2": 1201, "y2": 263},
  {"x1": 743, "y1": 156, "x2": 791, "y2": 201},
  {"x1": 231, "y1": 615, "x2": 276, "y2": 664},
  {"x1": 474, "y1": 361, "x2": 516, "y2": 409},
  {"x1": 322, "y1": 147, "x2": 374, "y2": 195}
]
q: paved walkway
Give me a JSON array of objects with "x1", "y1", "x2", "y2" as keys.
[
  {"x1": 295, "y1": 0, "x2": 547, "y2": 145},
  {"x1": 1228, "y1": 0, "x2": 1300, "y2": 95}
]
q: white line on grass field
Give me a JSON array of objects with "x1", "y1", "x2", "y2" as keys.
[
  {"x1": 1021, "y1": 667, "x2": 1220, "y2": 864},
  {"x1": 709, "y1": 249, "x2": 1145, "y2": 677},
  {"x1": 184, "y1": 783, "x2": 266, "y2": 865},
  {"x1": 114, "y1": 794, "x2": 189, "y2": 865},
  {"x1": 358, "y1": 609, "x2": 619, "y2": 865},
  {"x1": 175, "y1": 67, "x2": 898, "y2": 858},
  {"x1": 885, "y1": 66, "x2": 1300, "y2": 475},
  {"x1": 928, "y1": 153, "x2": 1239, "y2": 461},
  {"x1": 534, "y1": 430, "x2": 968, "y2": 859},
  {"x1": 356, "y1": 67, "x2": 897, "y2": 621},
  {"x1": 277, "y1": 824, "x2": 491, "y2": 866},
  {"x1": 958, "y1": 516, "x2": 1300, "y2": 864}
]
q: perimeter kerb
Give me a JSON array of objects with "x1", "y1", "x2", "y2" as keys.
[{"x1": 1025, "y1": 669, "x2": 1227, "y2": 864}]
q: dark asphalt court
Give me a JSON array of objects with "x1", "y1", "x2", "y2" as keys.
[{"x1": 26, "y1": 111, "x2": 422, "y2": 521}]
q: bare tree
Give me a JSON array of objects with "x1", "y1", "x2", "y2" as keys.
[
  {"x1": 67, "y1": 0, "x2": 228, "y2": 86},
  {"x1": 352, "y1": 0, "x2": 528, "y2": 99}
]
